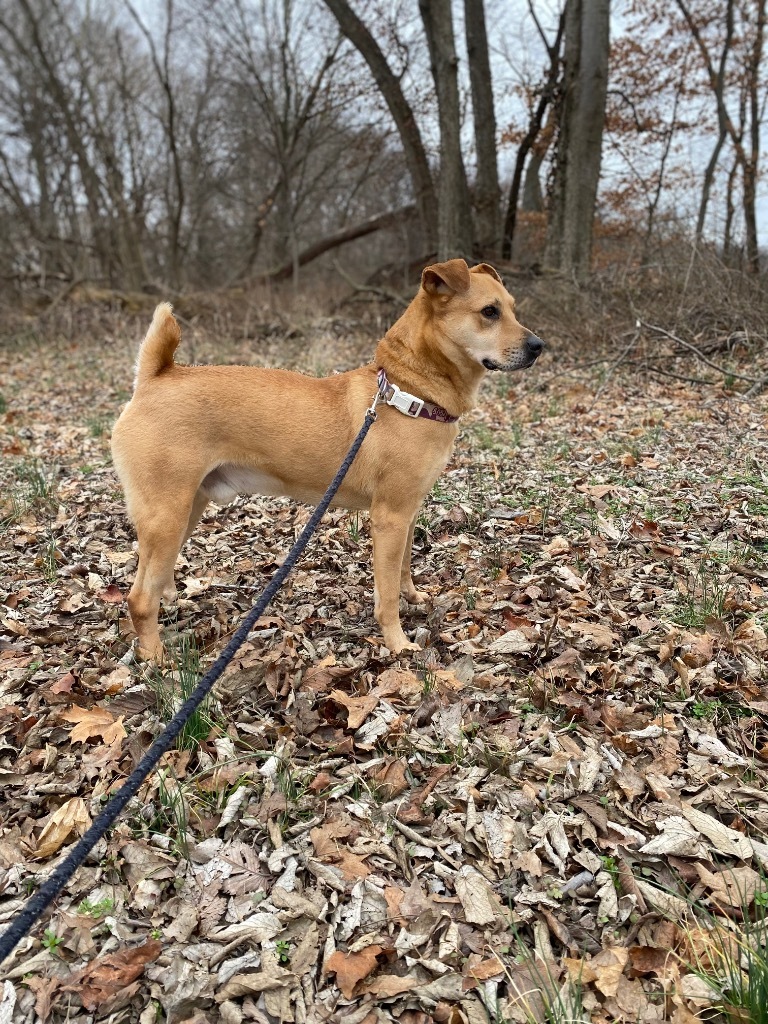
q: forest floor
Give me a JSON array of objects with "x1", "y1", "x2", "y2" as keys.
[{"x1": 1, "y1": 294, "x2": 768, "y2": 1024}]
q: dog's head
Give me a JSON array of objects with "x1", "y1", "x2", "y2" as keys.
[{"x1": 420, "y1": 259, "x2": 543, "y2": 372}]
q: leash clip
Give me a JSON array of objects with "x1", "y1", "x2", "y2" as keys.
[{"x1": 366, "y1": 390, "x2": 380, "y2": 420}]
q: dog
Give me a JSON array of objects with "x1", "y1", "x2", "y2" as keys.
[{"x1": 111, "y1": 258, "x2": 543, "y2": 659}]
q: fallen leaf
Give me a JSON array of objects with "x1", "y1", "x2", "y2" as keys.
[
  {"x1": 329, "y1": 689, "x2": 379, "y2": 729},
  {"x1": 591, "y1": 946, "x2": 629, "y2": 997},
  {"x1": 373, "y1": 758, "x2": 409, "y2": 799},
  {"x1": 454, "y1": 865, "x2": 500, "y2": 925},
  {"x1": 465, "y1": 957, "x2": 505, "y2": 981},
  {"x1": 35, "y1": 797, "x2": 92, "y2": 859},
  {"x1": 488, "y1": 629, "x2": 533, "y2": 655},
  {"x1": 50, "y1": 672, "x2": 76, "y2": 694},
  {"x1": 59, "y1": 940, "x2": 161, "y2": 1010},
  {"x1": 326, "y1": 944, "x2": 383, "y2": 999},
  {"x1": 60, "y1": 706, "x2": 127, "y2": 745}
]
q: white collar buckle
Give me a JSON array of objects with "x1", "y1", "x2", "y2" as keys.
[{"x1": 384, "y1": 381, "x2": 424, "y2": 418}]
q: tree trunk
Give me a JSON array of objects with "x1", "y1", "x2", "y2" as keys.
[
  {"x1": 544, "y1": 0, "x2": 610, "y2": 284},
  {"x1": 695, "y1": 0, "x2": 734, "y2": 242},
  {"x1": 723, "y1": 154, "x2": 738, "y2": 263},
  {"x1": 419, "y1": 0, "x2": 474, "y2": 260},
  {"x1": 463, "y1": 0, "x2": 500, "y2": 255},
  {"x1": 522, "y1": 146, "x2": 545, "y2": 212},
  {"x1": 744, "y1": 0, "x2": 765, "y2": 273},
  {"x1": 323, "y1": 0, "x2": 437, "y2": 251}
]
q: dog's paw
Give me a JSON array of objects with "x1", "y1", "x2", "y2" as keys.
[
  {"x1": 384, "y1": 629, "x2": 421, "y2": 655},
  {"x1": 136, "y1": 638, "x2": 166, "y2": 663},
  {"x1": 396, "y1": 641, "x2": 421, "y2": 655},
  {"x1": 402, "y1": 587, "x2": 429, "y2": 605}
]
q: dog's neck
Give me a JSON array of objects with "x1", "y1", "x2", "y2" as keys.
[{"x1": 374, "y1": 299, "x2": 485, "y2": 418}]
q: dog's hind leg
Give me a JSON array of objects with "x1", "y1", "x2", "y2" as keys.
[
  {"x1": 128, "y1": 493, "x2": 196, "y2": 660},
  {"x1": 400, "y1": 513, "x2": 429, "y2": 605},
  {"x1": 183, "y1": 489, "x2": 210, "y2": 545},
  {"x1": 157, "y1": 489, "x2": 210, "y2": 605}
]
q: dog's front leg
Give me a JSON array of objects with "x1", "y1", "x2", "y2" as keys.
[
  {"x1": 401, "y1": 513, "x2": 429, "y2": 605},
  {"x1": 371, "y1": 500, "x2": 421, "y2": 654}
]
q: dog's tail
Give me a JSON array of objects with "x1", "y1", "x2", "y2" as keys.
[{"x1": 133, "y1": 302, "x2": 181, "y2": 389}]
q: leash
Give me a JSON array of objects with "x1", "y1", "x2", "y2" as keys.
[{"x1": 0, "y1": 395, "x2": 380, "y2": 965}]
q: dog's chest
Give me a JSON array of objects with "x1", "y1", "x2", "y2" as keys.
[{"x1": 202, "y1": 464, "x2": 284, "y2": 503}]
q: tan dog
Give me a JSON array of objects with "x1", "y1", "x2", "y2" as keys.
[{"x1": 111, "y1": 258, "x2": 543, "y2": 658}]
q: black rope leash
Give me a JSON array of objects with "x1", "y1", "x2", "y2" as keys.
[{"x1": 0, "y1": 402, "x2": 379, "y2": 964}]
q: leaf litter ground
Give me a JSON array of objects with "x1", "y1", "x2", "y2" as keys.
[{"x1": 1, "y1": 306, "x2": 768, "y2": 1023}]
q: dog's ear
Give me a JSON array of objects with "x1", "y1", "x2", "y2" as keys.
[
  {"x1": 470, "y1": 262, "x2": 503, "y2": 283},
  {"x1": 422, "y1": 259, "x2": 471, "y2": 296}
]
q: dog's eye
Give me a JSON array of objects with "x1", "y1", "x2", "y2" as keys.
[{"x1": 481, "y1": 305, "x2": 499, "y2": 319}]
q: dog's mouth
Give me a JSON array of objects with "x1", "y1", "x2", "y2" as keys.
[{"x1": 483, "y1": 335, "x2": 544, "y2": 372}]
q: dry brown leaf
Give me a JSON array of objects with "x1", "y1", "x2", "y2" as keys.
[
  {"x1": 373, "y1": 758, "x2": 409, "y2": 798},
  {"x1": 362, "y1": 974, "x2": 417, "y2": 997},
  {"x1": 60, "y1": 705, "x2": 126, "y2": 745},
  {"x1": 680, "y1": 803, "x2": 753, "y2": 859},
  {"x1": 694, "y1": 863, "x2": 761, "y2": 908},
  {"x1": 590, "y1": 946, "x2": 629, "y2": 997},
  {"x1": 334, "y1": 848, "x2": 372, "y2": 880},
  {"x1": 302, "y1": 655, "x2": 356, "y2": 692},
  {"x1": 328, "y1": 689, "x2": 379, "y2": 729},
  {"x1": 568, "y1": 620, "x2": 617, "y2": 649},
  {"x1": 59, "y1": 940, "x2": 161, "y2": 1010},
  {"x1": 384, "y1": 886, "x2": 405, "y2": 922},
  {"x1": 34, "y1": 796, "x2": 91, "y2": 859},
  {"x1": 543, "y1": 535, "x2": 570, "y2": 556},
  {"x1": 23, "y1": 975, "x2": 61, "y2": 1023},
  {"x1": 326, "y1": 944, "x2": 383, "y2": 999},
  {"x1": 488, "y1": 629, "x2": 533, "y2": 654},
  {"x1": 628, "y1": 945, "x2": 675, "y2": 978},
  {"x1": 465, "y1": 957, "x2": 505, "y2": 981},
  {"x1": 375, "y1": 666, "x2": 422, "y2": 696},
  {"x1": 310, "y1": 820, "x2": 352, "y2": 859},
  {"x1": 454, "y1": 865, "x2": 501, "y2": 925},
  {"x1": 50, "y1": 672, "x2": 76, "y2": 694}
]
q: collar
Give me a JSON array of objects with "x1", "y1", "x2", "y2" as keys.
[{"x1": 377, "y1": 368, "x2": 458, "y2": 423}]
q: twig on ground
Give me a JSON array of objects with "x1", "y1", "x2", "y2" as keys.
[
  {"x1": 638, "y1": 318, "x2": 764, "y2": 385},
  {"x1": 645, "y1": 366, "x2": 718, "y2": 386},
  {"x1": 744, "y1": 377, "x2": 768, "y2": 398}
]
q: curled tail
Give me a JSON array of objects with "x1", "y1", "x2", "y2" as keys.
[{"x1": 134, "y1": 302, "x2": 181, "y2": 389}]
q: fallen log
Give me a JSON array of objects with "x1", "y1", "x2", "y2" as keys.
[{"x1": 255, "y1": 205, "x2": 416, "y2": 283}]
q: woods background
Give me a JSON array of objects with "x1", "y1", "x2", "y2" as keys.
[{"x1": 0, "y1": 0, "x2": 765, "y2": 306}]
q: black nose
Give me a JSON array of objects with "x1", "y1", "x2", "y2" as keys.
[{"x1": 525, "y1": 334, "x2": 544, "y2": 354}]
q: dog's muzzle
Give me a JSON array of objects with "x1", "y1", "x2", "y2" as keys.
[{"x1": 483, "y1": 333, "x2": 544, "y2": 372}]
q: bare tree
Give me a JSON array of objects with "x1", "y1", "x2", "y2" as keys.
[
  {"x1": 323, "y1": 0, "x2": 437, "y2": 251},
  {"x1": 676, "y1": 0, "x2": 766, "y2": 273},
  {"x1": 124, "y1": 0, "x2": 186, "y2": 288},
  {"x1": 464, "y1": 0, "x2": 500, "y2": 255},
  {"x1": 0, "y1": 0, "x2": 153, "y2": 288},
  {"x1": 502, "y1": 2, "x2": 565, "y2": 259},
  {"x1": 544, "y1": 0, "x2": 610, "y2": 283}
]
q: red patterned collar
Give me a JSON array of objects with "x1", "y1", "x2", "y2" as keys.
[{"x1": 376, "y1": 368, "x2": 458, "y2": 423}]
